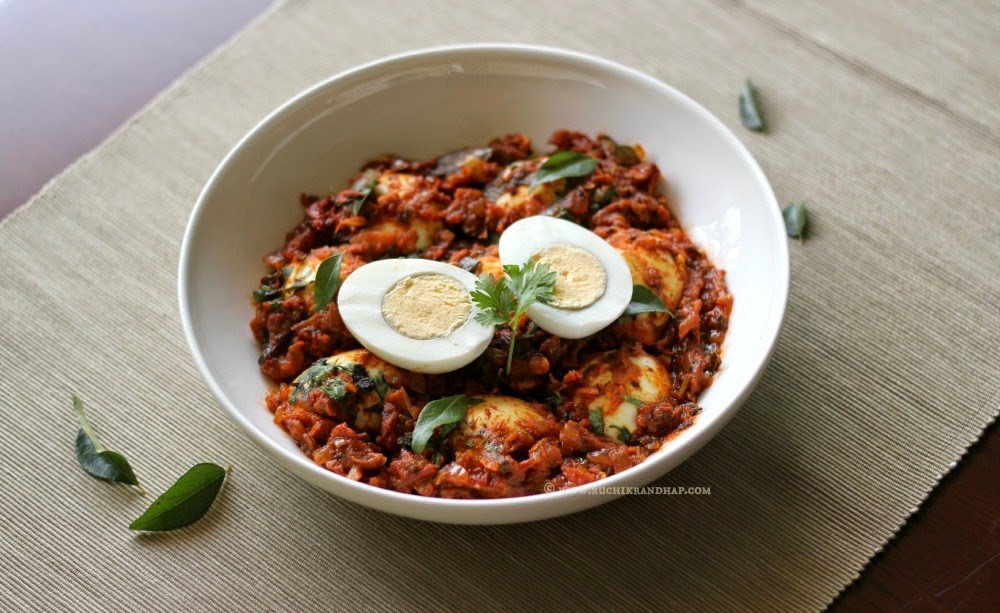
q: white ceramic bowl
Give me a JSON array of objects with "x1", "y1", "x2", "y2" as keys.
[{"x1": 179, "y1": 44, "x2": 788, "y2": 524}]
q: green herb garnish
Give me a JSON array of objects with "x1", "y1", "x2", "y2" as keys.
[
  {"x1": 129, "y1": 464, "x2": 229, "y2": 532},
  {"x1": 623, "y1": 395, "x2": 643, "y2": 406},
  {"x1": 589, "y1": 409, "x2": 605, "y2": 436},
  {"x1": 531, "y1": 151, "x2": 598, "y2": 188},
  {"x1": 739, "y1": 79, "x2": 766, "y2": 132},
  {"x1": 73, "y1": 396, "x2": 144, "y2": 493},
  {"x1": 372, "y1": 372, "x2": 390, "y2": 402},
  {"x1": 783, "y1": 202, "x2": 808, "y2": 241},
  {"x1": 471, "y1": 260, "x2": 557, "y2": 374},
  {"x1": 348, "y1": 169, "x2": 379, "y2": 215},
  {"x1": 320, "y1": 378, "x2": 349, "y2": 402},
  {"x1": 591, "y1": 185, "x2": 618, "y2": 211},
  {"x1": 624, "y1": 285, "x2": 672, "y2": 317},
  {"x1": 411, "y1": 395, "x2": 483, "y2": 453},
  {"x1": 252, "y1": 286, "x2": 281, "y2": 304},
  {"x1": 312, "y1": 252, "x2": 344, "y2": 312},
  {"x1": 610, "y1": 425, "x2": 632, "y2": 443}
]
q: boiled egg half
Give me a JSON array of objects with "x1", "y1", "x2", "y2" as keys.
[
  {"x1": 337, "y1": 258, "x2": 493, "y2": 374},
  {"x1": 498, "y1": 215, "x2": 632, "y2": 339}
]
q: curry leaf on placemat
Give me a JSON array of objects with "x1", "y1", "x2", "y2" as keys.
[
  {"x1": 624, "y1": 284, "x2": 671, "y2": 316},
  {"x1": 531, "y1": 151, "x2": 598, "y2": 188},
  {"x1": 73, "y1": 395, "x2": 144, "y2": 493},
  {"x1": 129, "y1": 463, "x2": 230, "y2": 532},
  {"x1": 312, "y1": 252, "x2": 344, "y2": 312},
  {"x1": 411, "y1": 395, "x2": 482, "y2": 453},
  {"x1": 783, "y1": 202, "x2": 808, "y2": 240},
  {"x1": 739, "y1": 79, "x2": 766, "y2": 132}
]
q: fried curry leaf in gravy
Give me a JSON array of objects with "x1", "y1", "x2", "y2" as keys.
[
  {"x1": 531, "y1": 151, "x2": 599, "y2": 188},
  {"x1": 623, "y1": 285, "x2": 672, "y2": 317},
  {"x1": 411, "y1": 395, "x2": 483, "y2": 453},
  {"x1": 129, "y1": 463, "x2": 230, "y2": 532},
  {"x1": 348, "y1": 169, "x2": 379, "y2": 215},
  {"x1": 313, "y1": 252, "x2": 344, "y2": 312},
  {"x1": 73, "y1": 395, "x2": 144, "y2": 493}
]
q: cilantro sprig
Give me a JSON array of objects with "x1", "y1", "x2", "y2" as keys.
[{"x1": 470, "y1": 260, "x2": 557, "y2": 375}]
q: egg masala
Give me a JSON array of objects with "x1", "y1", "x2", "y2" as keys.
[{"x1": 250, "y1": 130, "x2": 732, "y2": 498}]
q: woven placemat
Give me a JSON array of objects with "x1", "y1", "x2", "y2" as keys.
[{"x1": 1, "y1": 1, "x2": 996, "y2": 610}]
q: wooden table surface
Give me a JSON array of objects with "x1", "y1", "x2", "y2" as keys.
[{"x1": 1, "y1": 1, "x2": 996, "y2": 609}]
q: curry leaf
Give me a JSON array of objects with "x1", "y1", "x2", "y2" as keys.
[
  {"x1": 348, "y1": 169, "x2": 379, "y2": 215},
  {"x1": 129, "y1": 464, "x2": 229, "y2": 532},
  {"x1": 783, "y1": 202, "x2": 808, "y2": 240},
  {"x1": 411, "y1": 395, "x2": 482, "y2": 453},
  {"x1": 73, "y1": 396, "x2": 143, "y2": 492},
  {"x1": 624, "y1": 285, "x2": 671, "y2": 316},
  {"x1": 313, "y1": 252, "x2": 344, "y2": 312},
  {"x1": 739, "y1": 79, "x2": 766, "y2": 132},
  {"x1": 531, "y1": 151, "x2": 598, "y2": 188}
]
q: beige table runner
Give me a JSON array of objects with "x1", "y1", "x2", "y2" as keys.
[{"x1": 2, "y1": 1, "x2": 997, "y2": 610}]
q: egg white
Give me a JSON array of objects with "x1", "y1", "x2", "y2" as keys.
[
  {"x1": 336, "y1": 258, "x2": 493, "y2": 374},
  {"x1": 498, "y1": 216, "x2": 632, "y2": 339}
]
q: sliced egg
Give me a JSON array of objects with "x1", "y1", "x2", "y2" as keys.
[
  {"x1": 337, "y1": 258, "x2": 493, "y2": 374},
  {"x1": 498, "y1": 215, "x2": 632, "y2": 339}
]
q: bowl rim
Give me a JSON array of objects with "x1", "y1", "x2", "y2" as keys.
[{"x1": 178, "y1": 42, "x2": 789, "y2": 520}]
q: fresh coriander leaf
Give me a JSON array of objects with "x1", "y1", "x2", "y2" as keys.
[
  {"x1": 348, "y1": 169, "x2": 379, "y2": 215},
  {"x1": 624, "y1": 285, "x2": 672, "y2": 316},
  {"x1": 129, "y1": 464, "x2": 229, "y2": 532},
  {"x1": 589, "y1": 408, "x2": 605, "y2": 436},
  {"x1": 623, "y1": 395, "x2": 644, "y2": 406},
  {"x1": 320, "y1": 378, "x2": 349, "y2": 401},
  {"x1": 783, "y1": 202, "x2": 808, "y2": 240},
  {"x1": 470, "y1": 261, "x2": 556, "y2": 374},
  {"x1": 610, "y1": 425, "x2": 632, "y2": 443},
  {"x1": 372, "y1": 372, "x2": 390, "y2": 402},
  {"x1": 739, "y1": 79, "x2": 766, "y2": 132},
  {"x1": 506, "y1": 260, "x2": 557, "y2": 314},
  {"x1": 73, "y1": 396, "x2": 143, "y2": 492},
  {"x1": 471, "y1": 274, "x2": 515, "y2": 328},
  {"x1": 280, "y1": 265, "x2": 295, "y2": 280},
  {"x1": 313, "y1": 252, "x2": 344, "y2": 312},
  {"x1": 289, "y1": 359, "x2": 335, "y2": 402},
  {"x1": 411, "y1": 395, "x2": 482, "y2": 453},
  {"x1": 531, "y1": 151, "x2": 598, "y2": 188}
]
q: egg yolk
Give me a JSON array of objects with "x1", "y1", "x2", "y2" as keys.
[
  {"x1": 381, "y1": 273, "x2": 472, "y2": 340},
  {"x1": 530, "y1": 244, "x2": 607, "y2": 310}
]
